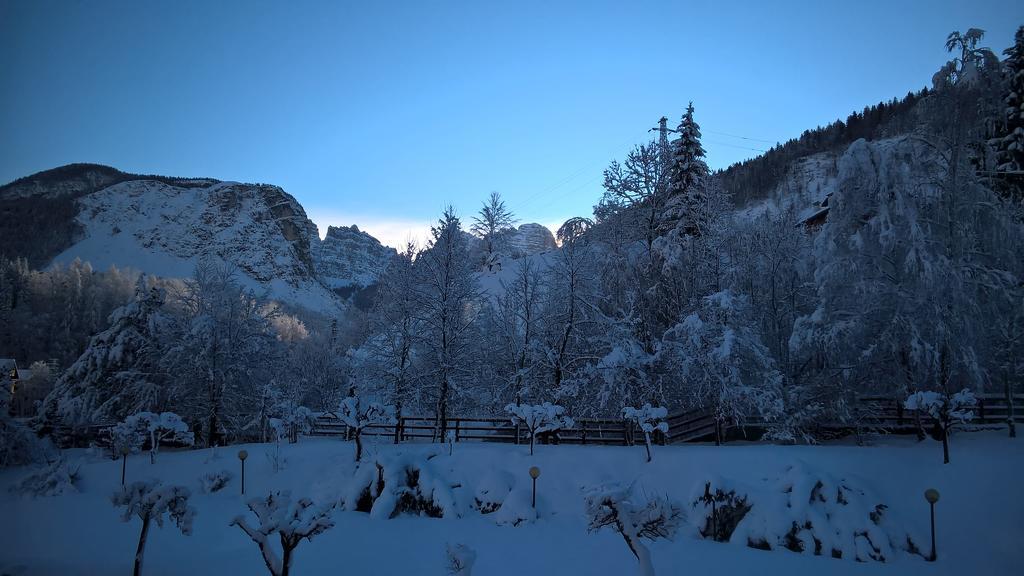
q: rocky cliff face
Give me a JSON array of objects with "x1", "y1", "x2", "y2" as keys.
[
  {"x1": 505, "y1": 223, "x2": 557, "y2": 257},
  {"x1": 314, "y1": 225, "x2": 396, "y2": 289}
]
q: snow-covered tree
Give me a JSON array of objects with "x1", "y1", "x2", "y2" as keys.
[
  {"x1": 163, "y1": 260, "x2": 278, "y2": 447},
  {"x1": 111, "y1": 480, "x2": 195, "y2": 576},
  {"x1": 505, "y1": 402, "x2": 574, "y2": 455},
  {"x1": 497, "y1": 258, "x2": 544, "y2": 406},
  {"x1": 231, "y1": 491, "x2": 335, "y2": 576},
  {"x1": 622, "y1": 404, "x2": 669, "y2": 462},
  {"x1": 992, "y1": 25, "x2": 1024, "y2": 203},
  {"x1": 905, "y1": 389, "x2": 977, "y2": 464},
  {"x1": 39, "y1": 275, "x2": 168, "y2": 429},
  {"x1": 584, "y1": 483, "x2": 682, "y2": 576},
  {"x1": 338, "y1": 396, "x2": 396, "y2": 461},
  {"x1": 665, "y1": 102, "x2": 710, "y2": 236},
  {"x1": 601, "y1": 141, "x2": 670, "y2": 258},
  {"x1": 362, "y1": 241, "x2": 420, "y2": 442},
  {"x1": 110, "y1": 416, "x2": 147, "y2": 458},
  {"x1": 471, "y1": 192, "x2": 516, "y2": 271},
  {"x1": 411, "y1": 207, "x2": 482, "y2": 441},
  {"x1": 115, "y1": 411, "x2": 194, "y2": 463},
  {"x1": 662, "y1": 290, "x2": 781, "y2": 444},
  {"x1": 270, "y1": 399, "x2": 316, "y2": 444}
]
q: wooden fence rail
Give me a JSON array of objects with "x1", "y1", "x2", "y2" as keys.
[{"x1": 310, "y1": 394, "x2": 1023, "y2": 447}]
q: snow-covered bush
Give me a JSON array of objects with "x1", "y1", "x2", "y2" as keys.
[
  {"x1": 904, "y1": 389, "x2": 976, "y2": 463},
  {"x1": 694, "y1": 464, "x2": 922, "y2": 562},
  {"x1": 11, "y1": 458, "x2": 81, "y2": 497},
  {"x1": 622, "y1": 404, "x2": 669, "y2": 462},
  {"x1": 231, "y1": 491, "x2": 335, "y2": 576},
  {"x1": 446, "y1": 543, "x2": 476, "y2": 575},
  {"x1": 584, "y1": 483, "x2": 683, "y2": 576},
  {"x1": 492, "y1": 485, "x2": 542, "y2": 527},
  {"x1": 198, "y1": 470, "x2": 233, "y2": 494},
  {"x1": 689, "y1": 478, "x2": 752, "y2": 542},
  {"x1": 338, "y1": 396, "x2": 396, "y2": 461},
  {"x1": 504, "y1": 402, "x2": 574, "y2": 455},
  {"x1": 341, "y1": 453, "x2": 460, "y2": 519},
  {"x1": 111, "y1": 480, "x2": 195, "y2": 576},
  {"x1": 473, "y1": 469, "x2": 514, "y2": 514}
]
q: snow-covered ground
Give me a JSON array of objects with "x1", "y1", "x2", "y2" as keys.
[{"x1": 2, "y1": 432, "x2": 1020, "y2": 575}]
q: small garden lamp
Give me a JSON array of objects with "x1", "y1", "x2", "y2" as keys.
[
  {"x1": 529, "y1": 466, "x2": 541, "y2": 508},
  {"x1": 238, "y1": 449, "x2": 249, "y2": 495},
  {"x1": 924, "y1": 488, "x2": 940, "y2": 561}
]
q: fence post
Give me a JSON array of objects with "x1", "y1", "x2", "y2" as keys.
[
  {"x1": 978, "y1": 397, "x2": 985, "y2": 421},
  {"x1": 455, "y1": 419, "x2": 461, "y2": 442}
]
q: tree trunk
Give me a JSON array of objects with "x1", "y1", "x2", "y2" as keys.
[
  {"x1": 644, "y1": 432, "x2": 652, "y2": 463},
  {"x1": 529, "y1": 433, "x2": 535, "y2": 455},
  {"x1": 941, "y1": 423, "x2": 950, "y2": 464},
  {"x1": 280, "y1": 540, "x2": 294, "y2": 576},
  {"x1": 354, "y1": 429, "x2": 363, "y2": 462},
  {"x1": 1006, "y1": 374, "x2": 1016, "y2": 439},
  {"x1": 133, "y1": 515, "x2": 151, "y2": 576}
]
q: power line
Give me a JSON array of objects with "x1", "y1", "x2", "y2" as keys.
[
  {"x1": 703, "y1": 129, "x2": 775, "y2": 144},
  {"x1": 704, "y1": 139, "x2": 770, "y2": 152}
]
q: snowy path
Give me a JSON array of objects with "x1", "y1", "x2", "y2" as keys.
[{"x1": 1, "y1": 432, "x2": 1021, "y2": 575}]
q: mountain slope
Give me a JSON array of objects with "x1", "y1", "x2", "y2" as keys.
[{"x1": 1, "y1": 164, "x2": 395, "y2": 312}]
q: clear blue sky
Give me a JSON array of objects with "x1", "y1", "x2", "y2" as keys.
[{"x1": 2, "y1": 1, "x2": 1021, "y2": 246}]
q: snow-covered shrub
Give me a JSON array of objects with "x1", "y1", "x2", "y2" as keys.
[
  {"x1": 700, "y1": 464, "x2": 921, "y2": 562},
  {"x1": 473, "y1": 469, "x2": 514, "y2": 514},
  {"x1": 198, "y1": 470, "x2": 233, "y2": 494},
  {"x1": 11, "y1": 458, "x2": 81, "y2": 497},
  {"x1": 504, "y1": 402, "x2": 574, "y2": 455},
  {"x1": 492, "y1": 486, "x2": 541, "y2": 527},
  {"x1": 341, "y1": 454, "x2": 460, "y2": 519},
  {"x1": 904, "y1": 389, "x2": 976, "y2": 463},
  {"x1": 338, "y1": 396, "x2": 396, "y2": 461},
  {"x1": 622, "y1": 404, "x2": 669, "y2": 462},
  {"x1": 446, "y1": 543, "x2": 476, "y2": 576},
  {"x1": 689, "y1": 478, "x2": 752, "y2": 542},
  {"x1": 231, "y1": 491, "x2": 335, "y2": 576},
  {"x1": 111, "y1": 480, "x2": 195, "y2": 576},
  {"x1": 584, "y1": 483, "x2": 683, "y2": 576}
]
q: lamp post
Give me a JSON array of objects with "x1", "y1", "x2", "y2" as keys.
[
  {"x1": 924, "y1": 488, "x2": 940, "y2": 561},
  {"x1": 120, "y1": 446, "x2": 130, "y2": 487},
  {"x1": 529, "y1": 466, "x2": 540, "y2": 508},
  {"x1": 238, "y1": 450, "x2": 249, "y2": 496}
]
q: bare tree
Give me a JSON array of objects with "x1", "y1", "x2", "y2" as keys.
[{"x1": 471, "y1": 192, "x2": 516, "y2": 271}]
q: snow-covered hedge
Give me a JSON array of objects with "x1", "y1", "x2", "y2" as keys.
[
  {"x1": 690, "y1": 464, "x2": 922, "y2": 562},
  {"x1": 11, "y1": 458, "x2": 81, "y2": 497}
]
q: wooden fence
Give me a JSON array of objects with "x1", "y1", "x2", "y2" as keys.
[
  {"x1": 310, "y1": 393, "x2": 1023, "y2": 447},
  {"x1": 310, "y1": 414, "x2": 665, "y2": 447}
]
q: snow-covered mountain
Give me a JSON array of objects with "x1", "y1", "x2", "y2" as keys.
[{"x1": 0, "y1": 164, "x2": 395, "y2": 312}]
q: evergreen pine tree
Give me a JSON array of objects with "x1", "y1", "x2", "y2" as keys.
[
  {"x1": 665, "y1": 102, "x2": 710, "y2": 235},
  {"x1": 993, "y1": 26, "x2": 1024, "y2": 202},
  {"x1": 38, "y1": 276, "x2": 167, "y2": 429}
]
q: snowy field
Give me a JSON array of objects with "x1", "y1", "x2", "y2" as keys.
[{"x1": 1, "y1": 432, "x2": 1021, "y2": 576}]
